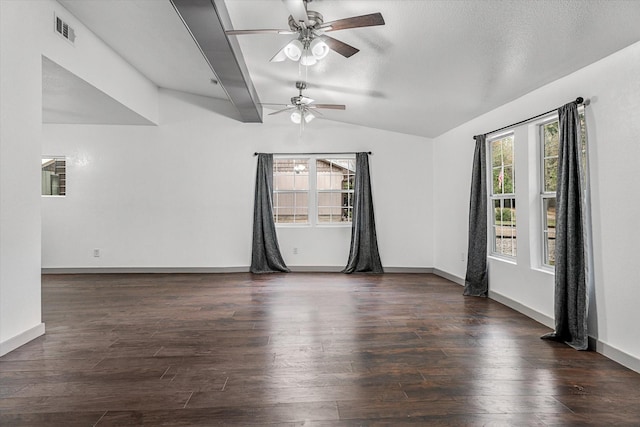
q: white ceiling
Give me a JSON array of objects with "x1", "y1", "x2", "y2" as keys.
[
  {"x1": 54, "y1": 0, "x2": 640, "y2": 138},
  {"x1": 43, "y1": 56, "x2": 155, "y2": 125}
]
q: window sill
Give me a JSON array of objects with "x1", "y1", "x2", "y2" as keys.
[
  {"x1": 488, "y1": 254, "x2": 517, "y2": 265},
  {"x1": 531, "y1": 265, "x2": 555, "y2": 276},
  {"x1": 275, "y1": 223, "x2": 312, "y2": 228},
  {"x1": 276, "y1": 223, "x2": 352, "y2": 228}
]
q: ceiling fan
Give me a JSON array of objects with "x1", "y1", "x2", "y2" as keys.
[
  {"x1": 225, "y1": 0, "x2": 385, "y2": 66},
  {"x1": 263, "y1": 81, "x2": 345, "y2": 125}
]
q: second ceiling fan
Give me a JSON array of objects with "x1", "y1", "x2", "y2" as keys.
[
  {"x1": 263, "y1": 81, "x2": 345, "y2": 125},
  {"x1": 225, "y1": 0, "x2": 385, "y2": 66}
]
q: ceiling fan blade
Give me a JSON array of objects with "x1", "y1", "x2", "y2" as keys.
[
  {"x1": 260, "y1": 103, "x2": 292, "y2": 107},
  {"x1": 320, "y1": 35, "x2": 359, "y2": 58},
  {"x1": 225, "y1": 29, "x2": 296, "y2": 35},
  {"x1": 320, "y1": 12, "x2": 385, "y2": 32},
  {"x1": 282, "y1": 0, "x2": 309, "y2": 26},
  {"x1": 268, "y1": 107, "x2": 296, "y2": 116},
  {"x1": 310, "y1": 104, "x2": 346, "y2": 110}
]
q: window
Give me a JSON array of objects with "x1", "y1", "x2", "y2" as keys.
[
  {"x1": 42, "y1": 156, "x2": 66, "y2": 196},
  {"x1": 489, "y1": 134, "x2": 516, "y2": 257},
  {"x1": 273, "y1": 158, "x2": 309, "y2": 224},
  {"x1": 540, "y1": 119, "x2": 558, "y2": 266},
  {"x1": 317, "y1": 158, "x2": 355, "y2": 223},
  {"x1": 539, "y1": 113, "x2": 586, "y2": 266},
  {"x1": 273, "y1": 156, "x2": 355, "y2": 225}
]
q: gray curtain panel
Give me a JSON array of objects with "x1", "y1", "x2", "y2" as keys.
[
  {"x1": 250, "y1": 153, "x2": 290, "y2": 274},
  {"x1": 464, "y1": 135, "x2": 489, "y2": 297},
  {"x1": 343, "y1": 152, "x2": 384, "y2": 274},
  {"x1": 542, "y1": 102, "x2": 588, "y2": 350}
]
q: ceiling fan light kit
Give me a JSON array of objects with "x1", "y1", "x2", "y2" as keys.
[
  {"x1": 227, "y1": 0, "x2": 385, "y2": 127},
  {"x1": 226, "y1": 0, "x2": 385, "y2": 65}
]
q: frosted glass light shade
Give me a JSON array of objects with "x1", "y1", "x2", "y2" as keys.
[
  {"x1": 300, "y1": 50, "x2": 317, "y2": 66},
  {"x1": 304, "y1": 111, "x2": 315, "y2": 123},
  {"x1": 310, "y1": 38, "x2": 329, "y2": 60},
  {"x1": 284, "y1": 40, "x2": 303, "y2": 61},
  {"x1": 290, "y1": 110, "x2": 302, "y2": 124}
]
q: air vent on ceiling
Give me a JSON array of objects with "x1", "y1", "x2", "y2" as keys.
[{"x1": 54, "y1": 14, "x2": 76, "y2": 44}]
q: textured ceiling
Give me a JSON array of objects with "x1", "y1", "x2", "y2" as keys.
[{"x1": 53, "y1": 0, "x2": 640, "y2": 138}]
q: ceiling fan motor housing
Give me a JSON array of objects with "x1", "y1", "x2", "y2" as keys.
[{"x1": 288, "y1": 10, "x2": 323, "y2": 31}]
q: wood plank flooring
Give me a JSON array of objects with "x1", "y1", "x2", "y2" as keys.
[{"x1": 1, "y1": 273, "x2": 640, "y2": 425}]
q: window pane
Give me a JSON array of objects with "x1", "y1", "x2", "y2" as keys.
[
  {"x1": 503, "y1": 198, "x2": 516, "y2": 226},
  {"x1": 503, "y1": 166, "x2": 514, "y2": 194},
  {"x1": 491, "y1": 140, "x2": 503, "y2": 168},
  {"x1": 492, "y1": 167, "x2": 503, "y2": 195},
  {"x1": 316, "y1": 158, "x2": 355, "y2": 224},
  {"x1": 543, "y1": 197, "x2": 556, "y2": 265},
  {"x1": 42, "y1": 157, "x2": 66, "y2": 196},
  {"x1": 489, "y1": 134, "x2": 514, "y2": 196},
  {"x1": 274, "y1": 159, "x2": 308, "y2": 190},
  {"x1": 544, "y1": 158, "x2": 558, "y2": 192},
  {"x1": 543, "y1": 121, "x2": 559, "y2": 157},
  {"x1": 502, "y1": 137, "x2": 513, "y2": 166},
  {"x1": 492, "y1": 197, "x2": 516, "y2": 257}
]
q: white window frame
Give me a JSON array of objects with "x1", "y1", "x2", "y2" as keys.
[
  {"x1": 539, "y1": 115, "x2": 559, "y2": 269},
  {"x1": 487, "y1": 132, "x2": 517, "y2": 259},
  {"x1": 273, "y1": 154, "x2": 355, "y2": 227}
]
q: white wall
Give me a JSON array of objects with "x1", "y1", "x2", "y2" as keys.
[
  {"x1": 0, "y1": 0, "x2": 160, "y2": 355},
  {"x1": 42, "y1": 89, "x2": 434, "y2": 271},
  {"x1": 434, "y1": 41, "x2": 640, "y2": 368},
  {"x1": 0, "y1": 0, "x2": 45, "y2": 355}
]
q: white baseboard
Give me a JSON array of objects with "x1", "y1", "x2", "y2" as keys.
[
  {"x1": 486, "y1": 290, "x2": 640, "y2": 374},
  {"x1": 43, "y1": 266, "x2": 436, "y2": 274},
  {"x1": 591, "y1": 337, "x2": 640, "y2": 373},
  {"x1": 0, "y1": 323, "x2": 45, "y2": 357},
  {"x1": 433, "y1": 269, "x2": 465, "y2": 286},
  {"x1": 42, "y1": 267, "x2": 250, "y2": 274},
  {"x1": 488, "y1": 290, "x2": 555, "y2": 329}
]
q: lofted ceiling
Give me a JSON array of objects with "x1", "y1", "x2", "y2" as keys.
[{"x1": 54, "y1": 0, "x2": 640, "y2": 138}]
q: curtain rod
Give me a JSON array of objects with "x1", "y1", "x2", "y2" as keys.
[
  {"x1": 473, "y1": 97, "x2": 584, "y2": 140},
  {"x1": 254, "y1": 151, "x2": 371, "y2": 156}
]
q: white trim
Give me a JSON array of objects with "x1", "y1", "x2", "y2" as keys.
[
  {"x1": 0, "y1": 323, "x2": 46, "y2": 357},
  {"x1": 488, "y1": 290, "x2": 555, "y2": 328},
  {"x1": 487, "y1": 290, "x2": 640, "y2": 375},
  {"x1": 42, "y1": 267, "x2": 250, "y2": 274},
  {"x1": 432, "y1": 268, "x2": 464, "y2": 285},
  {"x1": 591, "y1": 338, "x2": 640, "y2": 373},
  {"x1": 384, "y1": 267, "x2": 434, "y2": 274},
  {"x1": 43, "y1": 266, "x2": 436, "y2": 274}
]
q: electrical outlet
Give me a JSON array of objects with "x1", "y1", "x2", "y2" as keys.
[
  {"x1": 293, "y1": 247, "x2": 299, "y2": 255},
  {"x1": 93, "y1": 249, "x2": 100, "y2": 257},
  {"x1": 460, "y1": 252, "x2": 465, "y2": 262}
]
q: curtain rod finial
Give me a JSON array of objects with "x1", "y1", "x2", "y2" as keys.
[{"x1": 575, "y1": 97, "x2": 584, "y2": 105}]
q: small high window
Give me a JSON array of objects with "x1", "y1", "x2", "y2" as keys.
[{"x1": 42, "y1": 157, "x2": 66, "y2": 196}]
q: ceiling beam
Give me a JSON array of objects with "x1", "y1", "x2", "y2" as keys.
[{"x1": 171, "y1": 0, "x2": 262, "y2": 123}]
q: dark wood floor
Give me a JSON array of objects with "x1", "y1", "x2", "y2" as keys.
[{"x1": 1, "y1": 273, "x2": 640, "y2": 426}]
